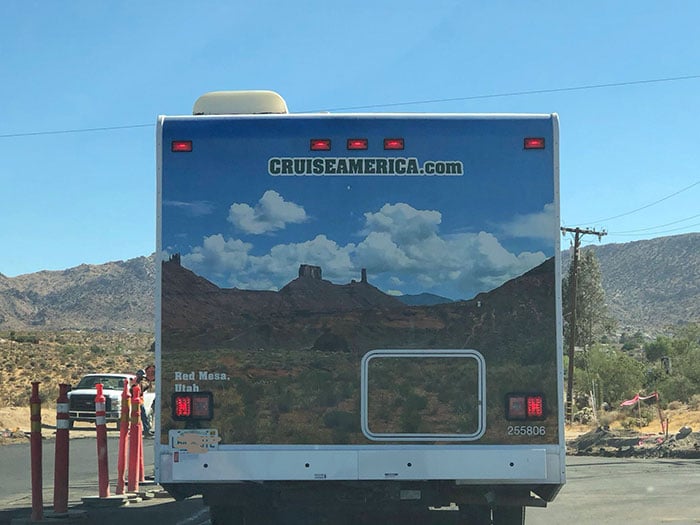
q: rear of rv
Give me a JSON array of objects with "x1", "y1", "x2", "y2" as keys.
[{"x1": 156, "y1": 91, "x2": 564, "y2": 523}]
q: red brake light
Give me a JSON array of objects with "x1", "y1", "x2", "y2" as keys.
[
  {"x1": 384, "y1": 138, "x2": 404, "y2": 150},
  {"x1": 172, "y1": 392, "x2": 214, "y2": 421},
  {"x1": 347, "y1": 138, "x2": 368, "y2": 150},
  {"x1": 524, "y1": 137, "x2": 545, "y2": 150},
  {"x1": 506, "y1": 393, "x2": 545, "y2": 420},
  {"x1": 310, "y1": 139, "x2": 331, "y2": 151},
  {"x1": 171, "y1": 140, "x2": 193, "y2": 152},
  {"x1": 174, "y1": 395, "x2": 192, "y2": 418},
  {"x1": 527, "y1": 396, "x2": 544, "y2": 418}
]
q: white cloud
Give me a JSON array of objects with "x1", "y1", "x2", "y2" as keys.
[
  {"x1": 356, "y1": 204, "x2": 546, "y2": 296},
  {"x1": 228, "y1": 190, "x2": 307, "y2": 234},
  {"x1": 181, "y1": 201, "x2": 547, "y2": 297},
  {"x1": 257, "y1": 235, "x2": 355, "y2": 282},
  {"x1": 500, "y1": 203, "x2": 557, "y2": 239},
  {"x1": 182, "y1": 234, "x2": 252, "y2": 280},
  {"x1": 363, "y1": 203, "x2": 441, "y2": 243}
]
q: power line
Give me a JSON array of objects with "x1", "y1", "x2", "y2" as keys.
[
  {"x1": 609, "y1": 221, "x2": 700, "y2": 237},
  {"x1": 576, "y1": 179, "x2": 700, "y2": 224},
  {"x1": 0, "y1": 123, "x2": 153, "y2": 139},
  {"x1": 611, "y1": 213, "x2": 700, "y2": 234},
  {"x1": 2, "y1": 73, "x2": 700, "y2": 138},
  {"x1": 308, "y1": 74, "x2": 700, "y2": 112}
]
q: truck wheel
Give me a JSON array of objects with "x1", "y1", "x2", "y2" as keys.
[
  {"x1": 209, "y1": 505, "x2": 245, "y2": 525},
  {"x1": 458, "y1": 504, "x2": 491, "y2": 524},
  {"x1": 492, "y1": 505, "x2": 525, "y2": 525}
]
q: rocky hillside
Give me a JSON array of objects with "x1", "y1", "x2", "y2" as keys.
[
  {"x1": 563, "y1": 232, "x2": 700, "y2": 334},
  {"x1": 0, "y1": 233, "x2": 698, "y2": 334},
  {"x1": 0, "y1": 256, "x2": 155, "y2": 332}
]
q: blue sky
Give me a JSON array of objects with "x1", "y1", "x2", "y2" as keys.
[{"x1": 1, "y1": 1, "x2": 699, "y2": 277}]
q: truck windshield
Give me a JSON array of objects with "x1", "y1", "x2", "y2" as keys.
[{"x1": 75, "y1": 376, "x2": 126, "y2": 390}]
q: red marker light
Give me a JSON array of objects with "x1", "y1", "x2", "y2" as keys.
[
  {"x1": 310, "y1": 139, "x2": 331, "y2": 151},
  {"x1": 174, "y1": 395, "x2": 192, "y2": 418},
  {"x1": 506, "y1": 393, "x2": 546, "y2": 420},
  {"x1": 347, "y1": 138, "x2": 368, "y2": 150},
  {"x1": 384, "y1": 138, "x2": 404, "y2": 150},
  {"x1": 171, "y1": 392, "x2": 214, "y2": 420},
  {"x1": 527, "y1": 396, "x2": 544, "y2": 418},
  {"x1": 524, "y1": 137, "x2": 545, "y2": 150},
  {"x1": 171, "y1": 140, "x2": 193, "y2": 152}
]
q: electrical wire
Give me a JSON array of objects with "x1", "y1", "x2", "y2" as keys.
[
  {"x1": 307, "y1": 74, "x2": 700, "y2": 112},
  {"x1": 608, "y1": 221, "x2": 700, "y2": 237},
  {"x1": 611, "y1": 213, "x2": 700, "y2": 234},
  {"x1": 0, "y1": 123, "x2": 153, "y2": 139},
  {"x1": 1, "y1": 73, "x2": 699, "y2": 138},
  {"x1": 577, "y1": 180, "x2": 700, "y2": 224}
]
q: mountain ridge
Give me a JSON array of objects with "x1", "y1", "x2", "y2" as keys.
[{"x1": 0, "y1": 233, "x2": 698, "y2": 335}]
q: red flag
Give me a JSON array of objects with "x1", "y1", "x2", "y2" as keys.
[
  {"x1": 620, "y1": 394, "x2": 640, "y2": 407},
  {"x1": 620, "y1": 392, "x2": 658, "y2": 406}
]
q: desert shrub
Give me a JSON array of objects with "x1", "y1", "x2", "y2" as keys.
[
  {"x1": 667, "y1": 400, "x2": 683, "y2": 410},
  {"x1": 644, "y1": 336, "x2": 672, "y2": 361},
  {"x1": 11, "y1": 334, "x2": 40, "y2": 344},
  {"x1": 687, "y1": 394, "x2": 700, "y2": 410},
  {"x1": 598, "y1": 410, "x2": 623, "y2": 428},
  {"x1": 576, "y1": 345, "x2": 645, "y2": 405},
  {"x1": 657, "y1": 375, "x2": 696, "y2": 404}
]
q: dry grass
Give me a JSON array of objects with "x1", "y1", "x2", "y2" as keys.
[
  {"x1": 0, "y1": 330, "x2": 153, "y2": 410},
  {"x1": 565, "y1": 404, "x2": 700, "y2": 440}
]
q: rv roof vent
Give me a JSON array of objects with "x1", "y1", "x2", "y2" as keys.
[{"x1": 193, "y1": 90, "x2": 288, "y2": 115}]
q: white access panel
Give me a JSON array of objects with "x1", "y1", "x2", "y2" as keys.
[
  {"x1": 166, "y1": 446, "x2": 554, "y2": 483},
  {"x1": 357, "y1": 448, "x2": 548, "y2": 481},
  {"x1": 170, "y1": 449, "x2": 359, "y2": 481}
]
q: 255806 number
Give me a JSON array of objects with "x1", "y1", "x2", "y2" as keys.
[{"x1": 507, "y1": 425, "x2": 546, "y2": 436}]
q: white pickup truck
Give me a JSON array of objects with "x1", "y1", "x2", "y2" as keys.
[{"x1": 67, "y1": 373, "x2": 155, "y2": 430}]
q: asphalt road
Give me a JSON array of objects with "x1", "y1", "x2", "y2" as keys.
[
  {"x1": 528, "y1": 456, "x2": 700, "y2": 524},
  {"x1": 1, "y1": 437, "x2": 699, "y2": 524}
]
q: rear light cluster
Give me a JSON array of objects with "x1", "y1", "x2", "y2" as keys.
[
  {"x1": 505, "y1": 393, "x2": 546, "y2": 421},
  {"x1": 172, "y1": 392, "x2": 214, "y2": 421},
  {"x1": 310, "y1": 138, "x2": 404, "y2": 151}
]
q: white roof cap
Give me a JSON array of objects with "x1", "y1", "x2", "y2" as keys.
[{"x1": 193, "y1": 90, "x2": 288, "y2": 115}]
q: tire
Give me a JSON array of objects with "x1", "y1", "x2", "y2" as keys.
[
  {"x1": 458, "y1": 504, "x2": 492, "y2": 524},
  {"x1": 492, "y1": 506, "x2": 525, "y2": 525}
]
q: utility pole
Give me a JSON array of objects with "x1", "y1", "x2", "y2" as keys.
[{"x1": 561, "y1": 226, "x2": 606, "y2": 424}]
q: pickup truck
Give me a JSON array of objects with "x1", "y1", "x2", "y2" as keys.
[{"x1": 67, "y1": 373, "x2": 155, "y2": 430}]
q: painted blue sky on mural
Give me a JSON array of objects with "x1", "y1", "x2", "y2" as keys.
[{"x1": 161, "y1": 115, "x2": 557, "y2": 300}]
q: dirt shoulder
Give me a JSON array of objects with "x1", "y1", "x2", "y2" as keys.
[
  {"x1": 567, "y1": 427, "x2": 700, "y2": 458},
  {"x1": 565, "y1": 405, "x2": 700, "y2": 458},
  {"x1": 0, "y1": 406, "x2": 111, "y2": 445}
]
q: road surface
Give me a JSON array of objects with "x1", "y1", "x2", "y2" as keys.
[{"x1": 1, "y1": 438, "x2": 698, "y2": 524}]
